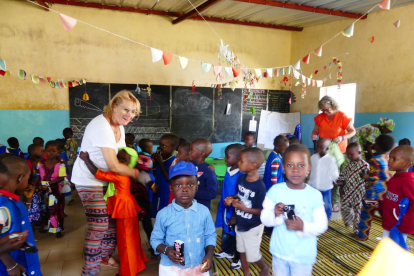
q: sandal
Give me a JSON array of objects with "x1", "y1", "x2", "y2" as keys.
[
  {"x1": 101, "y1": 257, "x2": 120, "y2": 267},
  {"x1": 332, "y1": 205, "x2": 340, "y2": 212}
]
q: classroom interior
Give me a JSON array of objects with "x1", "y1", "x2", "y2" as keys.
[{"x1": 1, "y1": 0, "x2": 414, "y2": 275}]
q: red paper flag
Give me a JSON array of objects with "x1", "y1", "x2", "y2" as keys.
[
  {"x1": 379, "y1": 0, "x2": 390, "y2": 10},
  {"x1": 371, "y1": 36, "x2": 375, "y2": 43},
  {"x1": 302, "y1": 54, "x2": 310, "y2": 64},
  {"x1": 162, "y1": 52, "x2": 173, "y2": 65},
  {"x1": 232, "y1": 67, "x2": 240, "y2": 78},
  {"x1": 0, "y1": 70, "x2": 5, "y2": 76}
]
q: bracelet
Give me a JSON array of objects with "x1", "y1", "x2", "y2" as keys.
[
  {"x1": 7, "y1": 263, "x2": 18, "y2": 272},
  {"x1": 134, "y1": 168, "x2": 138, "y2": 178},
  {"x1": 163, "y1": 246, "x2": 169, "y2": 255}
]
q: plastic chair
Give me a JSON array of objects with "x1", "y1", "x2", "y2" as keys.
[{"x1": 205, "y1": 157, "x2": 215, "y2": 163}]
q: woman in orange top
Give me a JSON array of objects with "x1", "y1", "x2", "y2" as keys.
[
  {"x1": 312, "y1": 96, "x2": 356, "y2": 212},
  {"x1": 79, "y1": 148, "x2": 149, "y2": 276}
]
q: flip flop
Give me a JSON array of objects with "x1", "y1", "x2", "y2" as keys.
[{"x1": 101, "y1": 257, "x2": 120, "y2": 267}]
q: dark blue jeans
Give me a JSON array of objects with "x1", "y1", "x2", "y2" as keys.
[
  {"x1": 320, "y1": 189, "x2": 332, "y2": 219},
  {"x1": 221, "y1": 231, "x2": 240, "y2": 259}
]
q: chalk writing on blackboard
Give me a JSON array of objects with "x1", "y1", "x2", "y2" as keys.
[{"x1": 268, "y1": 90, "x2": 291, "y2": 113}]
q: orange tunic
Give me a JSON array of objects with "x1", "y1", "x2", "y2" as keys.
[
  {"x1": 95, "y1": 170, "x2": 141, "y2": 218},
  {"x1": 314, "y1": 110, "x2": 352, "y2": 153}
]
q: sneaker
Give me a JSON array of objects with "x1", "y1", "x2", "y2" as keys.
[
  {"x1": 214, "y1": 251, "x2": 234, "y2": 259},
  {"x1": 231, "y1": 258, "x2": 241, "y2": 269}
]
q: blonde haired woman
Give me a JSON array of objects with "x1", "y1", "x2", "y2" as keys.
[{"x1": 72, "y1": 90, "x2": 140, "y2": 275}]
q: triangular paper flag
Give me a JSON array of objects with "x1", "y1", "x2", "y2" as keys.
[
  {"x1": 293, "y1": 60, "x2": 301, "y2": 70},
  {"x1": 18, "y1": 70, "x2": 26, "y2": 80},
  {"x1": 324, "y1": 66, "x2": 327, "y2": 70},
  {"x1": 310, "y1": 74, "x2": 313, "y2": 79},
  {"x1": 317, "y1": 80, "x2": 323, "y2": 87},
  {"x1": 378, "y1": 0, "x2": 390, "y2": 10},
  {"x1": 178, "y1": 56, "x2": 188, "y2": 69},
  {"x1": 293, "y1": 69, "x2": 300, "y2": 79},
  {"x1": 224, "y1": 67, "x2": 232, "y2": 78},
  {"x1": 59, "y1": 13, "x2": 77, "y2": 31},
  {"x1": 371, "y1": 36, "x2": 375, "y2": 43},
  {"x1": 280, "y1": 68, "x2": 285, "y2": 75},
  {"x1": 31, "y1": 75, "x2": 39, "y2": 84},
  {"x1": 266, "y1": 68, "x2": 273, "y2": 77},
  {"x1": 295, "y1": 81, "x2": 300, "y2": 86},
  {"x1": 162, "y1": 52, "x2": 173, "y2": 65},
  {"x1": 232, "y1": 67, "x2": 240, "y2": 78},
  {"x1": 394, "y1": 20, "x2": 401, "y2": 28},
  {"x1": 302, "y1": 54, "x2": 310, "y2": 64},
  {"x1": 302, "y1": 75, "x2": 306, "y2": 83},
  {"x1": 213, "y1": 65, "x2": 222, "y2": 76},
  {"x1": 254, "y1": 69, "x2": 262, "y2": 78},
  {"x1": 274, "y1": 69, "x2": 279, "y2": 77},
  {"x1": 0, "y1": 70, "x2": 5, "y2": 76},
  {"x1": 307, "y1": 78, "x2": 311, "y2": 86},
  {"x1": 314, "y1": 46, "x2": 323, "y2": 57},
  {"x1": 0, "y1": 59, "x2": 6, "y2": 71},
  {"x1": 4, "y1": 71, "x2": 11, "y2": 77},
  {"x1": 342, "y1": 23, "x2": 354, "y2": 37},
  {"x1": 201, "y1": 62, "x2": 212, "y2": 74},
  {"x1": 286, "y1": 67, "x2": 291, "y2": 75},
  {"x1": 312, "y1": 79, "x2": 316, "y2": 87},
  {"x1": 151, "y1": 48, "x2": 163, "y2": 62}
]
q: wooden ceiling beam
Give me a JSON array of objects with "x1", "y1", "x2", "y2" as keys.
[
  {"x1": 172, "y1": 0, "x2": 222, "y2": 25},
  {"x1": 234, "y1": 0, "x2": 367, "y2": 19}
]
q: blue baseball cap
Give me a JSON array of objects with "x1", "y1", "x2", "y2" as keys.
[{"x1": 169, "y1": 161, "x2": 197, "y2": 180}]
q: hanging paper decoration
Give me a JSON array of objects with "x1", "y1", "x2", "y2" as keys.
[
  {"x1": 310, "y1": 74, "x2": 313, "y2": 79},
  {"x1": 59, "y1": 13, "x2": 78, "y2": 31},
  {"x1": 317, "y1": 80, "x2": 323, "y2": 87},
  {"x1": 333, "y1": 58, "x2": 343, "y2": 88},
  {"x1": 50, "y1": 81, "x2": 56, "y2": 88},
  {"x1": 301, "y1": 75, "x2": 306, "y2": 83},
  {"x1": 0, "y1": 70, "x2": 5, "y2": 76},
  {"x1": 150, "y1": 48, "x2": 163, "y2": 62},
  {"x1": 83, "y1": 92, "x2": 89, "y2": 101},
  {"x1": 274, "y1": 69, "x2": 279, "y2": 77},
  {"x1": 324, "y1": 66, "x2": 327, "y2": 71},
  {"x1": 178, "y1": 56, "x2": 188, "y2": 69},
  {"x1": 232, "y1": 67, "x2": 240, "y2": 78},
  {"x1": 293, "y1": 69, "x2": 300, "y2": 79},
  {"x1": 371, "y1": 36, "x2": 375, "y2": 43},
  {"x1": 266, "y1": 68, "x2": 272, "y2": 78},
  {"x1": 213, "y1": 65, "x2": 222, "y2": 76},
  {"x1": 18, "y1": 69, "x2": 26, "y2": 80},
  {"x1": 254, "y1": 69, "x2": 262, "y2": 78},
  {"x1": 31, "y1": 75, "x2": 40, "y2": 84},
  {"x1": 311, "y1": 79, "x2": 316, "y2": 87},
  {"x1": 293, "y1": 60, "x2": 301, "y2": 70},
  {"x1": 229, "y1": 79, "x2": 237, "y2": 91},
  {"x1": 290, "y1": 92, "x2": 297, "y2": 104},
  {"x1": 314, "y1": 46, "x2": 323, "y2": 57},
  {"x1": 224, "y1": 67, "x2": 232, "y2": 78},
  {"x1": 342, "y1": 23, "x2": 354, "y2": 37},
  {"x1": 56, "y1": 82, "x2": 61, "y2": 88},
  {"x1": 0, "y1": 59, "x2": 6, "y2": 71},
  {"x1": 280, "y1": 75, "x2": 291, "y2": 90},
  {"x1": 280, "y1": 68, "x2": 285, "y2": 76},
  {"x1": 295, "y1": 81, "x2": 300, "y2": 87},
  {"x1": 301, "y1": 81, "x2": 307, "y2": 99},
  {"x1": 243, "y1": 70, "x2": 259, "y2": 87},
  {"x1": 192, "y1": 80, "x2": 196, "y2": 94},
  {"x1": 217, "y1": 84, "x2": 223, "y2": 102},
  {"x1": 217, "y1": 39, "x2": 241, "y2": 68},
  {"x1": 4, "y1": 71, "x2": 10, "y2": 77},
  {"x1": 302, "y1": 54, "x2": 310, "y2": 64},
  {"x1": 378, "y1": 0, "x2": 390, "y2": 10},
  {"x1": 394, "y1": 20, "x2": 401, "y2": 28},
  {"x1": 314, "y1": 70, "x2": 319, "y2": 75},
  {"x1": 162, "y1": 52, "x2": 173, "y2": 65},
  {"x1": 307, "y1": 78, "x2": 311, "y2": 86},
  {"x1": 201, "y1": 62, "x2": 212, "y2": 74},
  {"x1": 285, "y1": 66, "x2": 291, "y2": 75},
  {"x1": 250, "y1": 107, "x2": 256, "y2": 115}
]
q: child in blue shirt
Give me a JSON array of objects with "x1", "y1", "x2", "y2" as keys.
[
  {"x1": 6, "y1": 138, "x2": 24, "y2": 159},
  {"x1": 189, "y1": 138, "x2": 218, "y2": 210},
  {"x1": 150, "y1": 161, "x2": 216, "y2": 276},
  {"x1": 263, "y1": 135, "x2": 289, "y2": 191},
  {"x1": 214, "y1": 144, "x2": 245, "y2": 270},
  {"x1": 152, "y1": 133, "x2": 178, "y2": 218},
  {"x1": 261, "y1": 144, "x2": 328, "y2": 276},
  {"x1": 0, "y1": 156, "x2": 42, "y2": 276}
]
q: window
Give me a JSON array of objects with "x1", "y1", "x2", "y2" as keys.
[{"x1": 319, "y1": 83, "x2": 356, "y2": 122}]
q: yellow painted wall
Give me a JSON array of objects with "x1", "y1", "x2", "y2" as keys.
[
  {"x1": 0, "y1": 0, "x2": 292, "y2": 110},
  {"x1": 290, "y1": 3, "x2": 414, "y2": 114}
]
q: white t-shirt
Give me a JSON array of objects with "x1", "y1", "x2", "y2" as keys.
[
  {"x1": 72, "y1": 114, "x2": 126, "y2": 186},
  {"x1": 309, "y1": 153, "x2": 339, "y2": 191}
]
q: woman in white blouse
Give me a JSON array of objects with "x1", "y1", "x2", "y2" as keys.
[{"x1": 72, "y1": 90, "x2": 140, "y2": 275}]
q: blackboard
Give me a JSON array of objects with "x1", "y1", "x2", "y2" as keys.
[
  {"x1": 69, "y1": 83, "x2": 110, "y2": 141},
  {"x1": 241, "y1": 89, "x2": 268, "y2": 140},
  {"x1": 171, "y1": 86, "x2": 214, "y2": 142},
  {"x1": 268, "y1": 90, "x2": 291, "y2": 113},
  {"x1": 109, "y1": 84, "x2": 171, "y2": 142},
  {"x1": 212, "y1": 88, "x2": 242, "y2": 143}
]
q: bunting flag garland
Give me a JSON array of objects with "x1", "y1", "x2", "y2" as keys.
[
  {"x1": 201, "y1": 62, "x2": 212, "y2": 74},
  {"x1": 301, "y1": 75, "x2": 306, "y2": 83},
  {"x1": 280, "y1": 68, "x2": 285, "y2": 76},
  {"x1": 342, "y1": 23, "x2": 355, "y2": 37},
  {"x1": 302, "y1": 54, "x2": 310, "y2": 64},
  {"x1": 286, "y1": 66, "x2": 291, "y2": 75},
  {"x1": 293, "y1": 60, "x2": 301, "y2": 70},
  {"x1": 224, "y1": 67, "x2": 232, "y2": 78},
  {"x1": 394, "y1": 20, "x2": 401, "y2": 27},
  {"x1": 314, "y1": 46, "x2": 323, "y2": 57},
  {"x1": 293, "y1": 69, "x2": 300, "y2": 79},
  {"x1": 307, "y1": 78, "x2": 311, "y2": 86},
  {"x1": 59, "y1": 13, "x2": 77, "y2": 31},
  {"x1": 254, "y1": 69, "x2": 262, "y2": 78},
  {"x1": 213, "y1": 65, "x2": 222, "y2": 76},
  {"x1": 232, "y1": 67, "x2": 240, "y2": 78},
  {"x1": 379, "y1": 0, "x2": 390, "y2": 10},
  {"x1": 274, "y1": 69, "x2": 279, "y2": 77},
  {"x1": 18, "y1": 69, "x2": 26, "y2": 80},
  {"x1": 317, "y1": 80, "x2": 323, "y2": 87},
  {"x1": 0, "y1": 70, "x2": 5, "y2": 76},
  {"x1": 151, "y1": 48, "x2": 163, "y2": 62},
  {"x1": 312, "y1": 79, "x2": 316, "y2": 87},
  {"x1": 371, "y1": 36, "x2": 375, "y2": 43},
  {"x1": 266, "y1": 68, "x2": 272, "y2": 78},
  {"x1": 179, "y1": 56, "x2": 188, "y2": 69},
  {"x1": 162, "y1": 52, "x2": 173, "y2": 65},
  {"x1": 0, "y1": 59, "x2": 6, "y2": 71}
]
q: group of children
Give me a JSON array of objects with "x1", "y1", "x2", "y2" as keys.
[{"x1": 1, "y1": 126, "x2": 413, "y2": 276}]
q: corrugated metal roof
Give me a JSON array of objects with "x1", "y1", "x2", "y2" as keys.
[{"x1": 50, "y1": 0, "x2": 414, "y2": 29}]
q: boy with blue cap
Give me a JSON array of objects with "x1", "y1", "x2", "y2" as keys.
[{"x1": 150, "y1": 161, "x2": 217, "y2": 276}]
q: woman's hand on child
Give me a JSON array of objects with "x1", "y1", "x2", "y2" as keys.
[
  {"x1": 79, "y1": 151, "x2": 90, "y2": 162},
  {"x1": 200, "y1": 256, "x2": 212, "y2": 272},
  {"x1": 275, "y1": 203, "x2": 285, "y2": 217},
  {"x1": 285, "y1": 216, "x2": 304, "y2": 231},
  {"x1": 166, "y1": 247, "x2": 184, "y2": 264}
]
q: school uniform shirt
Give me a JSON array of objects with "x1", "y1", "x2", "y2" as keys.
[
  {"x1": 235, "y1": 174, "x2": 266, "y2": 232},
  {"x1": 150, "y1": 199, "x2": 217, "y2": 269},
  {"x1": 193, "y1": 162, "x2": 218, "y2": 210},
  {"x1": 263, "y1": 151, "x2": 284, "y2": 191},
  {"x1": 72, "y1": 114, "x2": 126, "y2": 186},
  {"x1": 382, "y1": 172, "x2": 414, "y2": 234},
  {"x1": 261, "y1": 183, "x2": 328, "y2": 265},
  {"x1": 309, "y1": 153, "x2": 339, "y2": 192},
  {"x1": 0, "y1": 190, "x2": 42, "y2": 276},
  {"x1": 152, "y1": 155, "x2": 176, "y2": 217},
  {"x1": 215, "y1": 168, "x2": 244, "y2": 235}
]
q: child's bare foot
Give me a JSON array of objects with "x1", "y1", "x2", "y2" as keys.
[
  {"x1": 260, "y1": 267, "x2": 270, "y2": 276},
  {"x1": 350, "y1": 233, "x2": 367, "y2": 241},
  {"x1": 55, "y1": 232, "x2": 63, "y2": 239}
]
